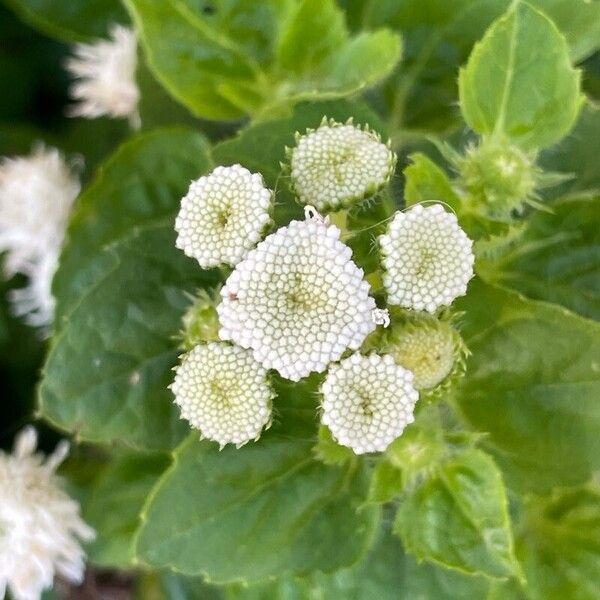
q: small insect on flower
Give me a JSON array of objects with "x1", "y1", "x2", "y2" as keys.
[
  {"x1": 217, "y1": 208, "x2": 378, "y2": 381},
  {"x1": 380, "y1": 204, "x2": 474, "y2": 313},
  {"x1": 175, "y1": 164, "x2": 273, "y2": 269},
  {"x1": 0, "y1": 145, "x2": 80, "y2": 327},
  {"x1": 65, "y1": 25, "x2": 139, "y2": 126},
  {"x1": 171, "y1": 342, "x2": 274, "y2": 448},
  {"x1": 0, "y1": 427, "x2": 95, "y2": 600},
  {"x1": 289, "y1": 118, "x2": 396, "y2": 212},
  {"x1": 321, "y1": 353, "x2": 418, "y2": 455}
]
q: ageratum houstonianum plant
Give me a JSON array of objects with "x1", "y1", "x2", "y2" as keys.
[{"x1": 3, "y1": 0, "x2": 600, "y2": 598}]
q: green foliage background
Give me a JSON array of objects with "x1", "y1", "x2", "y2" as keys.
[{"x1": 1, "y1": 0, "x2": 600, "y2": 598}]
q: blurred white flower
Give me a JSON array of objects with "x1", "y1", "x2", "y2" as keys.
[
  {"x1": 289, "y1": 118, "x2": 396, "y2": 212},
  {"x1": 218, "y1": 209, "x2": 377, "y2": 381},
  {"x1": 0, "y1": 427, "x2": 94, "y2": 600},
  {"x1": 171, "y1": 342, "x2": 273, "y2": 448},
  {"x1": 175, "y1": 165, "x2": 273, "y2": 269},
  {"x1": 65, "y1": 25, "x2": 139, "y2": 126},
  {"x1": 0, "y1": 145, "x2": 80, "y2": 327},
  {"x1": 321, "y1": 353, "x2": 418, "y2": 454},
  {"x1": 380, "y1": 204, "x2": 474, "y2": 313}
]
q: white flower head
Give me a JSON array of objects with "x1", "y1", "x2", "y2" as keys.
[
  {"x1": 218, "y1": 210, "x2": 378, "y2": 381},
  {"x1": 65, "y1": 25, "x2": 139, "y2": 125},
  {"x1": 380, "y1": 204, "x2": 474, "y2": 313},
  {"x1": 0, "y1": 427, "x2": 94, "y2": 600},
  {"x1": 171, "y1": 342, "x2": 273, "y2": 448},
  {"x1": 175, "y1": 165, "x2": 273, "y2": 269},
  {"x1": 321, "y1": 353, "x2": 418, "y2": 454},
  {"x1": 289, "y1": 118, "x2": 396, "y2": 212},
  {"x1": 0, "y1": 145, "x2": 80, "y2": 326}
]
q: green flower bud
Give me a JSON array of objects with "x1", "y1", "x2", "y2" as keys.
[
  {"x1": 459, "y1": 137, "x2": 538, "y2": 218},
  {"x1": 181, "y1": 290, "x2": 220, "y2": 350}
]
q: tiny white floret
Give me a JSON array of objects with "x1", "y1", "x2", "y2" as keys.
[
  {"x1": 380, "y1": 204, "x2": 474, "y2": 312},
  {"x1": 0, "y1": 427, "x2": 95, "y2": 600},
  {"x1": 290, "y1": 118, "x2": 396, "y2": 211},
  {"x1": 321, "y1": 353, "x2": 418, "y2": 454},
  {"x1": 218, "y1": 214, "x2": 376, "y2": 381},
  {"x1": 65, "y1": 25, "x2": 139, "y2": 125},
  {"x1": 171, "y1": 342, "x2": 273, "y2": 448},
  {"x1": 0, "y1": 145, "x2": 80, "y2": 327},
  {"x1": 175, "y1": 164, "x2": 273, "y2": 269}
]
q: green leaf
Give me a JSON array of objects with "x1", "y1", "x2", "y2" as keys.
[
  {"x1": 226, "y1": 529, "x2": 495, "y2": 600},
  {"x1": 394, "y1": 448, "x2": 519, "y2": 579},
  {"x1": 84, "y1": 451, "x2": 169, "y2": 567},
  {"x1": 516, "y1": 485, "x2": 600, "y2": 600},
  {"x1": 459, "y1": 1, "x2": 581, "y2": 150},
  {"x1": 125, "y1": 0, "x2": 400, "y2": 120},
  {"x1": 367, "y1": 461, "x2": 403, "y2": 504},
  {"x1": 313, "y1": 425, "x2": 355, "y2": 466},
  {"x1": 4, "y1": 0, "x2": 127, "y2": 41},
  {"x1": 453, "y1": 279, "x2": 600, "y2": 492},
  {"x1": 39, "y1": 130, "x2": 218, "y2": 451},
  {"x1": 135, "y1": 376, "x2": 379, "y2": 583},
  {"x1": 490, "y1": 194, "x2": 600, "y2": 321},
  {"x1": 403, "y1": 152, "x2": 461, "y2": 211}
]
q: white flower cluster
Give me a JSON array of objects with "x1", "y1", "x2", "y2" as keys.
[
  {"x1": 172, "y1": 121, "x2": 476, "y2": 454},
  {"x1": 175, "y1": 165, "x2": 272, "y2": 269},
  {"x1": 0, "y1": 145, "x2": 80, "y2": 327},
  {"x1": 289, "y1": 119, "x2": 396, "y2": 211},
  {"x1": 380, "y1": 204, "x2": 474, "y2": 312},
  {"x1": 321, "y1": 353, "x2": 418, "y2": 454},
  {"x1": 218, "y1": 213, "x2": 376, "y2": 381},
  {"x1": 0, "y1": 428, "x2": 94, "y2": 600},
  {"x1": 65, "y1": 25, "x2": 139, "y2": 126},
  {"x1": 172, "y1": 343, "x2": 273, "y2": 448}
]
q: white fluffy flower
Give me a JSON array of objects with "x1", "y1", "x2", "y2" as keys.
[
  {"x1": 321, "y1": 353, "x2": 418, "y2": 454},
  {"x1": 218, "y1": 210, "x2": 377, "y2": 381},
  {"x1": 0, "y1": 145, "x2": 80, "y2": 326},
  {"x1": 171, "y1": 342, "x2": 273, "y2": 448},
  {"x1": 380, "y1": 204, "x2": 474, "y2": 313},
  {"x1": 65, "y1": 25, "x2": 139, "y2": 125},
  {"x1": 175, "y1": 165, "x2": 272, "y2": 269},
  {"x1": 0, "y1": 427, "x2": 94, "y2": 600},
  {"x1": 289, "y1": 118, "x2": 396, "y2": 211}
]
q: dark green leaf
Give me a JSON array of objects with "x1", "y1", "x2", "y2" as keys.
[
  {"x1": 4, "y1": 0, "x2": 127, "y2": 41},
  {"x1": 454, "y1": 279, "x2": 600, "y2": 492},
  {"x1": 84, "y1": 451, "x2": 169, "y2": 567},
  {"x1": 489, "y1": 194, "x2": 600, "y2": 321},
  {"x1": 135, "y1": 376, "x2": 379, "y2": 583}
]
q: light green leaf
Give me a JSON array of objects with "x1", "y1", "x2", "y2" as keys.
[
  {"x1": 125, "y1": 0, "x2": 400, "y2": 120},
  {"x1": 403, "y1": 152, "x2": 461, "y2": 211},
  {"x1": 4, "y1": 0, "x2": 127, "y2": 41},
  {"x1": 490, "y1": 194, "x2": 600, "y2": 321},
  {"x1": 394, "y1": 448, "x2": 520, "y2": 579},
  {"x1": 516, "y1": 485, "x2": 600, "y2": 600},
  {"x1": 313, "y1": 425, "x2": 355, "y2": 466},
  {"x1": 459, "y1": 1, "x2": 581, "y2": 150},
  {"x1": 453, "y1": 279, "x2": 600, "y2": 492},
  {"x1": 39, "y1": 130, "x2": 218, "y2": 450},
  {"x1": 367, "y1": 461, "x2": 403, "y2": 504},
  {"x1": 135, "y1": 376, "x2": 379, "y2": 583},
  {"x1": 84, "y1": 451, "x2": 169, "y2": 567}
]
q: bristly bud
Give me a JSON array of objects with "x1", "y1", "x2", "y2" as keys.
[
  {"x1": 457, "y1": 136, "x2": 540, "y2": 219},
  {"x1": 180, "y1": 289, "x2": 221, "y2": 350},
  {"x1": 288, "y1": 118, "x2": 396, "y2": 212},
  {"x1": 383, "y1": 314, "x2": 468, "y2": 393}
]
